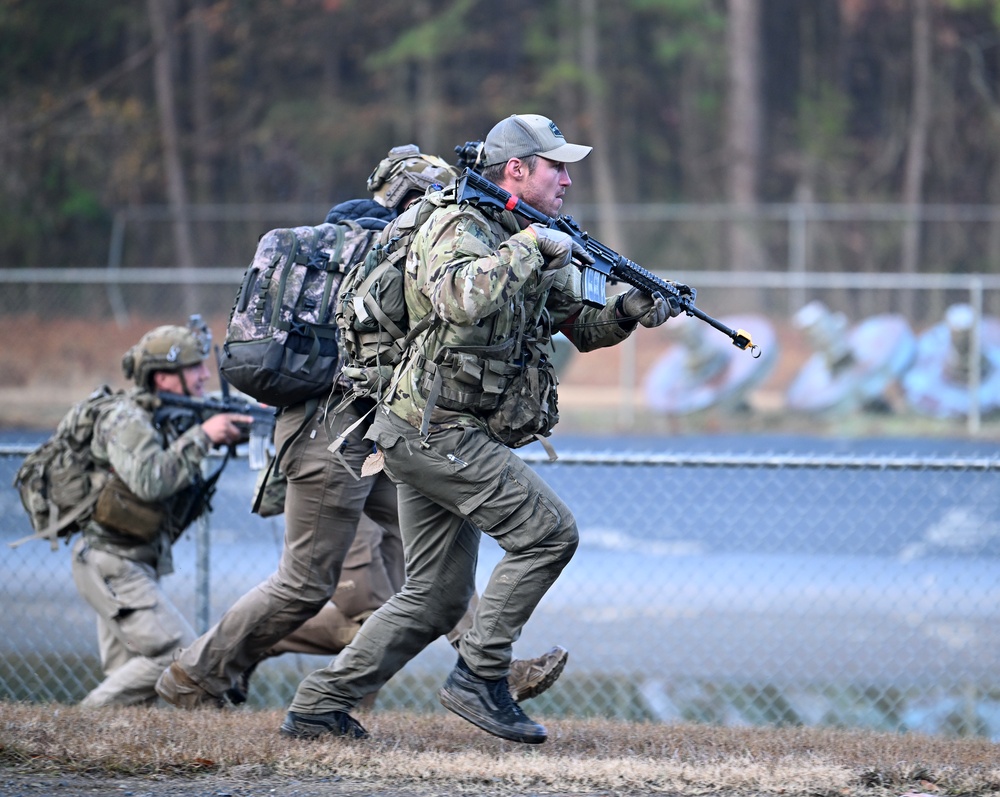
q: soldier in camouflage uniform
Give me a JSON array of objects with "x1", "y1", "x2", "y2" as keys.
[
  {"x1": 157, "y1": 145, "x2": 568, "y2": 710},
  {"x1": 71, "y1": 323, "x2": 252, "y2": 707},
  {"x1": 280, "y1": 114, "x2": 681, "y2": 744}
]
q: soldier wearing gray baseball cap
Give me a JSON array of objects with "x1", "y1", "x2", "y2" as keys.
[{"x1": 482, "y1": 113, "x2": 593, "y2": 166}]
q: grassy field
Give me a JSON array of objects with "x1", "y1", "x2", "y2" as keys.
[{"x1": 2, "y1": 702, "x2": 999, "y2": 796}]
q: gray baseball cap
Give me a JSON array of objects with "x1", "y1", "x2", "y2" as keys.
[{"x1": 482, "y1": 114, "x2": 592, "y2": 167}]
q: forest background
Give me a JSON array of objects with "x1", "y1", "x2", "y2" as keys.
[
  {"x1": 4, "y1": 0, "x2": 1000, "y2": 435},
  {"x1": 5, "y1": 0, "x2": 1000, "y2": 274}
]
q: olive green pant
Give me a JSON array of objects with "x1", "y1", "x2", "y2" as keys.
[
  {"x1": 266, "y1": 513, "x2": 473, "y2": 658},
  {"x1": 289, "y1": 408, "x2": 578, "y2": 715},
  {"x1": 174, "y1": 398, "x2": 400, "y2": 697}
]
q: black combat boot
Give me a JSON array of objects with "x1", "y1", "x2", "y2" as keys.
[
  {"x1": 438, "y1": 656, "x2": 547, "y2": 744},
  {"x1": 280, "y1": 710, "x2": 369, "y2": 740}
]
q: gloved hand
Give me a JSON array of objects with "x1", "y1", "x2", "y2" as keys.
[
  {"x1": 528, "y1": 224, "x2": 595, "y2": 270},
  {"x1": 619, "y1": 288, "x2": 682, "y2": 328}
]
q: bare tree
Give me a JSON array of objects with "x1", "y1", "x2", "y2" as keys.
[
  {"x1": 579, "y1": 0, "x2": 624, "y2": 251},
  {"x1": 147, "y1": 0, "x2": 197, "y2": 288},
  {"x1": 726, "y1": 0, "x2": 765, "y2": 302},
  {"x1": 900, "y1": 0, "x2": 932, "y2": 320},
  {"x1": 190, "y1": 0, "x2": 213, "y2": 203}
]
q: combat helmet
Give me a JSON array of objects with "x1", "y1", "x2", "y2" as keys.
[
  {"x1": 122, "y1": 318, "x2": 211, "y2": 389},
  {"x1": 367, "y1": 144, "x2": 459, "y2": 210}
]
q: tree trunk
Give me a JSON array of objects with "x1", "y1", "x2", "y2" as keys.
[
  {"x1": 580, "y1": 0, "x2": 623, "y2": 250},
  {"x1": 412, "y1": 0, "x2": 442, "y2": 155},
  {"x1": 190, "y1": 0, "x2": 212, "y2": 204},
  {"x1": 725, "y1": 0, "x2": 764, "y2": 304},
  {"x1": 147, "y1": 0, "x2": 197, "y2": 285},
  {"x1": 900, "y1": 0, "x2": 931, "y2": 321}
]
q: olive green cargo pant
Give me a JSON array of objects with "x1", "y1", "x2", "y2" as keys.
[
  {"x1": 174, "y1": 397, "x2": 400, "y2": 698},
  {"x1": 265, "y1": 514, "x2": 472, "y2": 658},
  {"x1": 288, "y1": 407, "x2": 578, "y2": 715}
]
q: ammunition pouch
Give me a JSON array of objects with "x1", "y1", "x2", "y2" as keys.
[
  {"x1": 415, "y1": 340, "x2": 559, "y2": 447},
  {"x1": 416, "y1": 351, "x2": 513, "y2": 414},
  {"x1": 484, "y1": 361, "x2": 559, "y2": 448},
  {"x1": 92, "y1": 475, "x2": 164, "y2": 543}
]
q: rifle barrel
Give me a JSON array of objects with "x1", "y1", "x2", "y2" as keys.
[{"x1": 456, "y1": 169, "x2": 761, "y2": 357}]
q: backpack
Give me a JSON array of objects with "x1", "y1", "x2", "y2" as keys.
[
  {"x1": 336, "y1": 189, "x2": 452, "y2": 400},
  {"x1": 10, "y1": 385, "x2": 121, "y2": 550},
  {"x1": 220, "y1": 221, "x2": 377, "y2": 407}
]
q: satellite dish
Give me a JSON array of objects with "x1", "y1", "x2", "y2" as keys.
[
  {"x1": 643, "y1": 314, "x2": 777, "y2": 415},
  {"x1": 902, "y1": 303, "x2": 1000, "y2": 418},
  {"x1": 786, "y1": 301, "x2": 916, "y2": 414}
]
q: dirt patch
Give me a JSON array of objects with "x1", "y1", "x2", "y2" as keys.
[
  {"x1": 0, "y1": 312, "x2": 802, "y2": 431},
  {"x1": 1, "y1": 311, "x2": 991, "y2": 441}
]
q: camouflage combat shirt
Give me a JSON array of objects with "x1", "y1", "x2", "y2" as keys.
[
  {"x1": 383, "y1": 197, "x2": 633, "y2": 434},
  {"x1": 82, "y1": 387, "x2": 214, "y2": 576}
]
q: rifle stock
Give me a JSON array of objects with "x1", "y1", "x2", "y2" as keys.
[{"x1": 455, "y1": 169, "x2": 761, "y2": 357}]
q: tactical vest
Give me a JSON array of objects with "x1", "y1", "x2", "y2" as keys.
[
  {"x1": 400, "y1": 204, "x2": 561, "y2": 448},
  {"x1": 82, "y1": 392, "x2": 220, "y2": 574}
]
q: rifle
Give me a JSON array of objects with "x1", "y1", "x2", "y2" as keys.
[
  {"x1": 454, "y1": 140, "x2": 485, "y2": 172},
  {"x1": 154, "y1": 392, "x2": 276, "y2": 471},
  {"x1": 455, "y1": 169, "x2": 761, "y2": 357}
]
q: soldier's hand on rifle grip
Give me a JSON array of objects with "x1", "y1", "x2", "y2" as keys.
[
  {"x1": 527, "y1": 224, "x2": 594, "y2": 271},
  {"x1": 620, "y1": 289, "x2": 681, "y2": 328},
  {"x1": 201, "y1": 413, "x2": 254, "y2": 447}
]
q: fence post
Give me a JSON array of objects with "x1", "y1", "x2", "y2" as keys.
[
  {"x1": 969, "y1": 277, "x2": 984, "y2": 436},
  {"x1": 104, "y1": 211, "x2": 130, "y2": 329},
  {"x1": 194, "y1": 460, "x2": 212, "y2": 634},
  {"x1": 788, "y1": 203, "x2": 808, "y2": 316}
]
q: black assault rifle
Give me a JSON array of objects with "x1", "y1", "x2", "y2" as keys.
[
  {"x1": 455, "y1": 169, "x2": 761, "y2": 357},
  {"x1": 155, "y1": 393, "x2": 277, "y2": 471}
]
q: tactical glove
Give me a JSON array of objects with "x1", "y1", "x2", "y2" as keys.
[
  {"x1": 619, "y1": 288, "x2": 682, "y2": 328},
  {"x1": 528, "y1": 224, "x2": 594, "y2": 270}
]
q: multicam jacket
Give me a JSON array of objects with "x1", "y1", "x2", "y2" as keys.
[
  {"x1": 384, "y1": 197, "x2": 633, "y2": 443},
  {"x1": 82, "y1": 387, "x2": 214, "y2": 576}
]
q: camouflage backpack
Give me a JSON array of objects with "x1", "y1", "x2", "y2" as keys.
[
  {"x1": 220, "y1": 221, "x2": 378, "y2": 407},
  {"x1": 10, "y1": 385, "x2": 122, "y2": 550},
  {"x1": 335, "y1": 188, "x2": 453, "y2": 401}
]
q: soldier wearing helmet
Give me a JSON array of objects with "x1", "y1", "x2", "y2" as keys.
[
  {"x1": 367, "y1": 144, "x2": 460, "y2": 211},
  {"x1": 71, "y1": 319, "x2": 252, "y2": 707},
  {"x1": 121, "y1": 323, "x2": 211, "y2": 392},
  {"x1": 157, "y1": 147, "x2": 568, "y2": 715}
]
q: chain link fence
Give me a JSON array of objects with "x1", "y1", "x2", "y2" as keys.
[
  {"x1": 1, "y1": 232, "x2": 999, "y2": 737},
  {"x1": 2, "y1": 444, "x2": 999, "y2": 739}
]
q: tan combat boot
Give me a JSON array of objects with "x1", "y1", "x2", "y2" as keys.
[
  {"x1": 155, "y1": 661, "x2": 225, "y2": 709},
  {"x1": 507, "y1": 645, "x2": 569, "y2": 702}
]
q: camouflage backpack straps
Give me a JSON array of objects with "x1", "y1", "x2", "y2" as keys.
[{"x1": 335, "y1": 188, "x2": 452, "y2": 403}]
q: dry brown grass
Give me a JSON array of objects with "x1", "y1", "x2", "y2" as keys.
[{"x1": 2, "y1": 702, "x2": 999, "y2": 796}]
